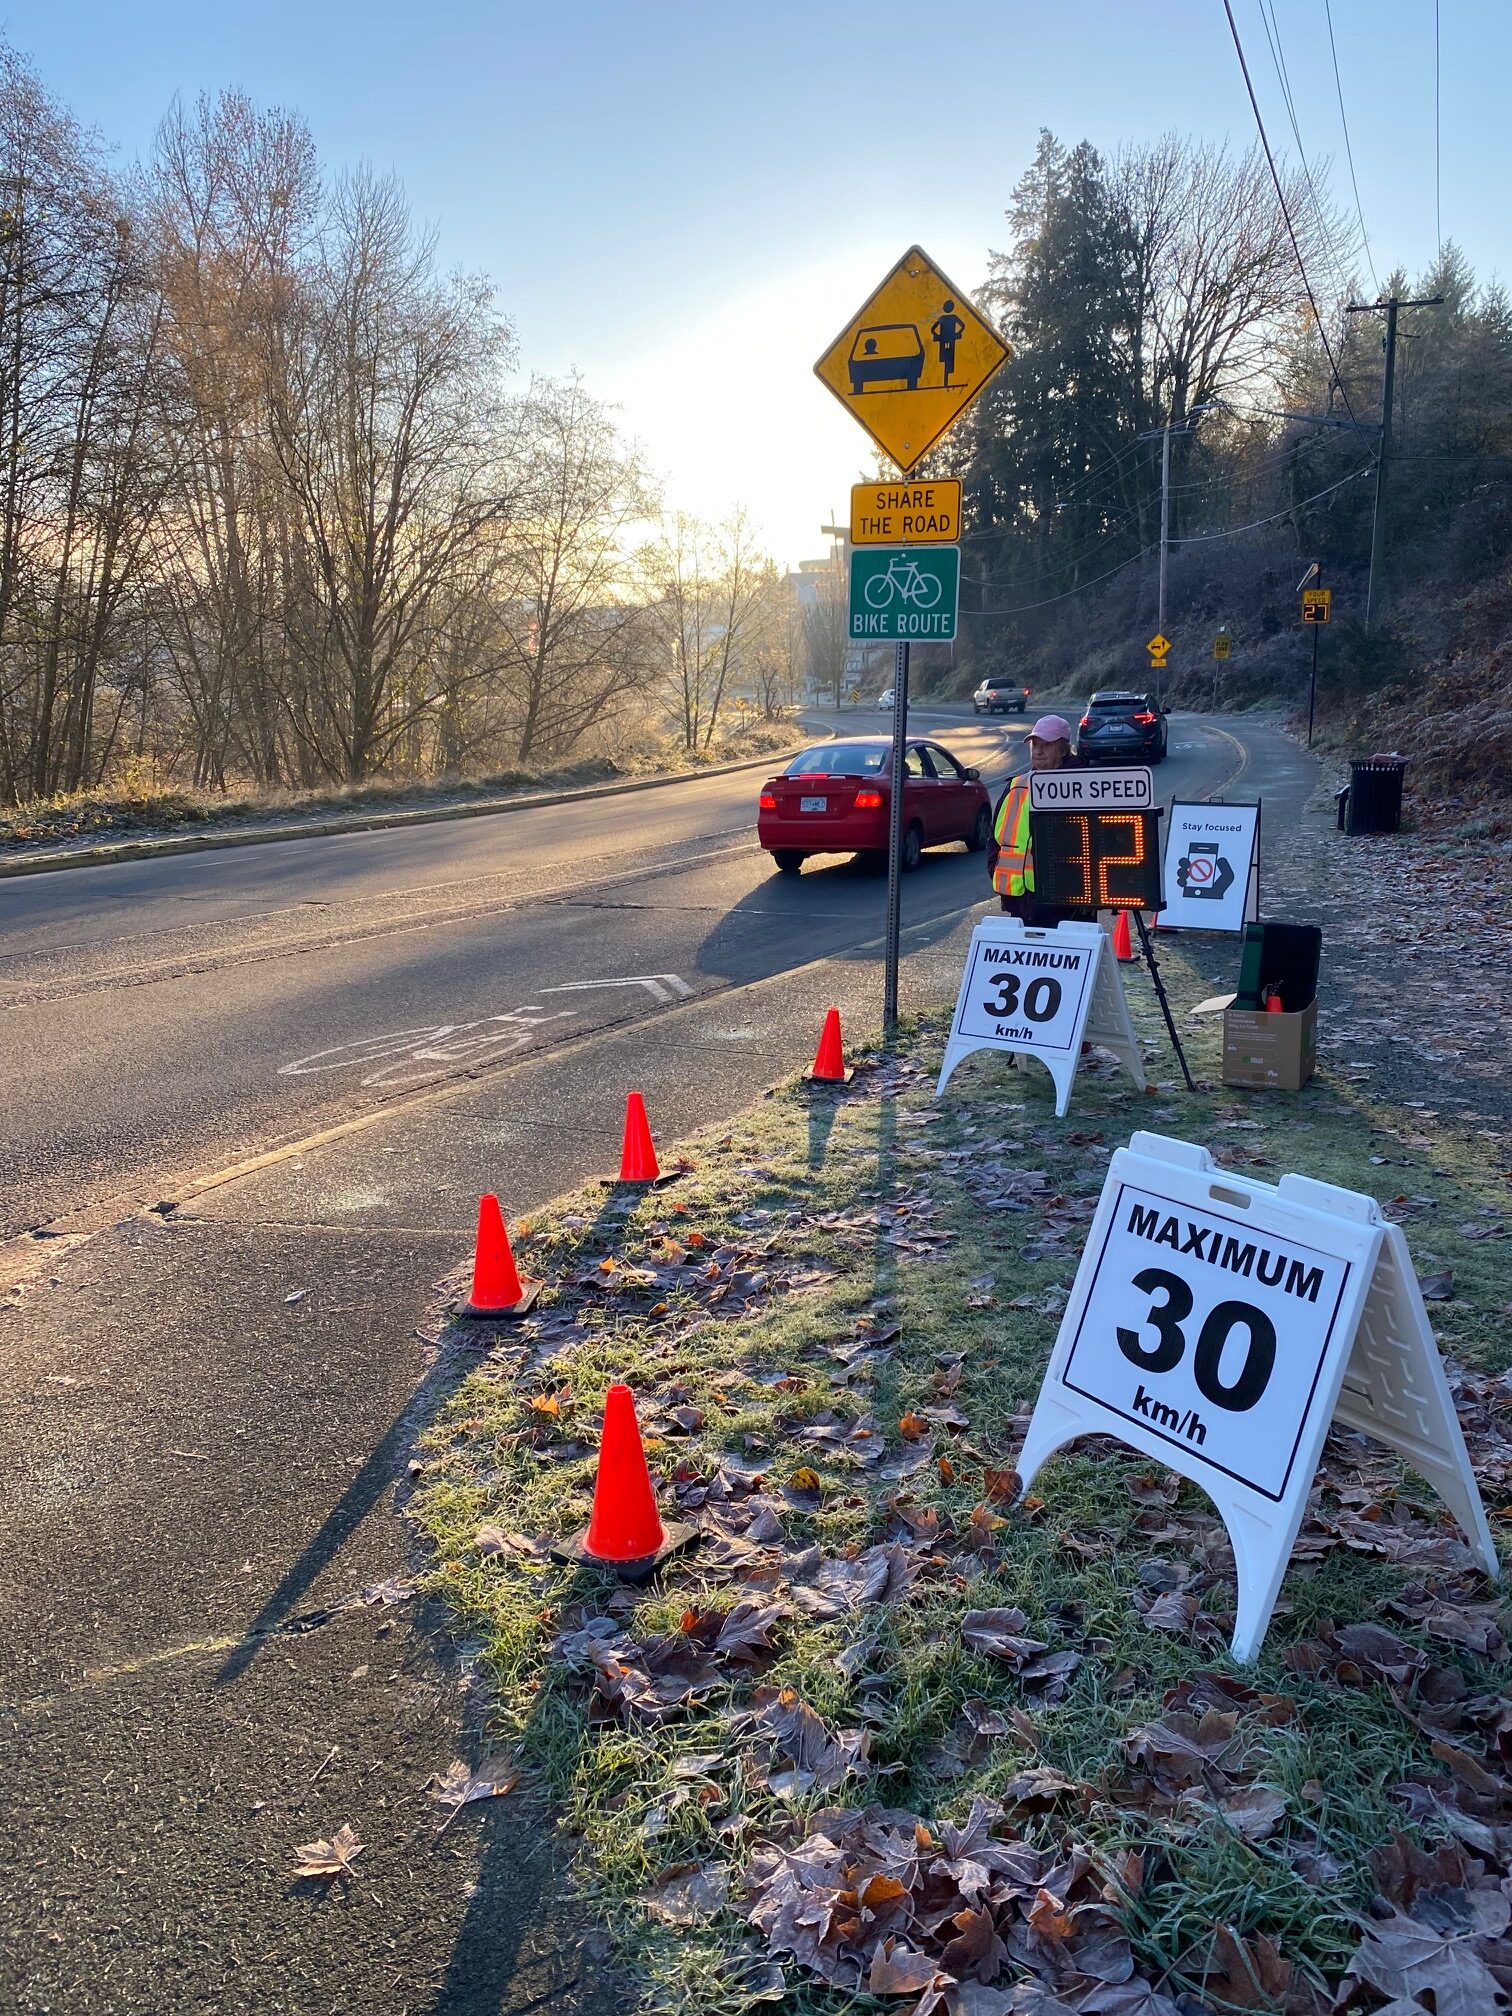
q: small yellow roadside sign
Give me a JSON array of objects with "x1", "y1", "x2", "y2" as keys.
[
  {"x1": 1214, "y1": 633, "x2": 1231, "y2": 661},
  {"x1": 815, "y1": 246, "x2": 1011, "y2": 474},
  {"x1": 1147, "y1": 632, "x2": 1171, "y2": 665},
  {"x1": 1301, "y1": 587, "x2": 1332, "y2": 625},
  {"x1": 850, "y1": 479, "x2": 962, "y2": 546}
]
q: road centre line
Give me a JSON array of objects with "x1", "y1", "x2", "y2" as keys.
[{"x1": 0, "y1": 837, "x2": 759, "y2": 1011}]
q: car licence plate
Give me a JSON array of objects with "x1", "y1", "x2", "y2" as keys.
[{"x1": 800, "y1": 795, "x2": 828, "y2": 812}]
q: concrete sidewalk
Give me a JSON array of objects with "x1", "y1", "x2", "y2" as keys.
[{"x1": 0, "y1": 890, "x2": 990, "y2": 2016}]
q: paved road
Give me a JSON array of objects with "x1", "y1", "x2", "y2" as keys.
[
  {"x1": 0, "y1": 709, "x2": 1239, "y2": 1245},
  {"x1": 0, "y1": 710, "x2": 1276, "y2": 2016}
]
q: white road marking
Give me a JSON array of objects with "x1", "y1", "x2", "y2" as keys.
[
  {"x1": 275, "y1": 974, "x2": 693, "y2": 1089},
  {"x1": 540, "y1": 973, "x2": 694, "y2": 1006},
  {"x1": 278, "y1": 1008, "x2": 577, "y2": 1089}
]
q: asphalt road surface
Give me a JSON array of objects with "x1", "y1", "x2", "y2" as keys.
[
  {"x1": 0, "y1": 705, "x2": 1269, "y2": 2016},
  {"x1": 0, "y1": 707, "x2": 1240, "y2": 1246}
]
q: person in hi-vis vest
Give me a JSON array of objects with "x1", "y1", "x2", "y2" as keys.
[{"x1": 987, "y1": 714, "x2": 1083, "y2": 924}]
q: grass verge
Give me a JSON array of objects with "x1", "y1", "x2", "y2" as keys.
[
  {"x1": 0, "y1": 724, "x2": 799, "y2": 851},
  {"x1": 412, "y1": 964, "x2": 1511, "y2": 2016}
]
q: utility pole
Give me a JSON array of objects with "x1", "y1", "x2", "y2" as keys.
[
  {"x1": 1157, "y1": 423, "x2": 1172, "y2": 652},
  {"x1": 1141, "y1": 403, "x2": 1217, "y2": 706},
  {"x1": 1346, "y1": 293, "x2": 1443, "y2": 630}
]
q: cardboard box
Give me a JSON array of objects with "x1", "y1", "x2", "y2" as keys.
[{"x1": 1222, "y1": 997, "x2": 1317, "y2": 1091}]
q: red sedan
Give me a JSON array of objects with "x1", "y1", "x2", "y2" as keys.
[{"x1": 757, "y1": 737, "x2": 992, "y2": 875}]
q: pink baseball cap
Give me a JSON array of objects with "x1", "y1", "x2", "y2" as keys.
[{"x1": 1029, "y1": 714, "x2": 1074, "y2": 742}]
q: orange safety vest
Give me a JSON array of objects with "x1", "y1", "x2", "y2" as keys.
[{"x1": 991, "y1": 781, "x2": 1034, "y2": 897}]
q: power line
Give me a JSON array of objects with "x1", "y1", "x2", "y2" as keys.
[
  {"x1": 1170, "y1": 462, "x2": 1375, "y2": 541},
  {"x1": 969, "y1": 545, "x2": 1154, "y2": 617},
  {"x1": 1435, "y1": 0, "x2": 1442, "y2": 259},
  {"x1": 966, "y1": 463, "x2": 1371, "y2": 616},
  {"x1": 1221, "y1": 0, "x2": 1373, "y2": 446},
  {"x1": 1256, "y1": 0, "x2": 1344, "y2": 290},
  {"x1": 1323, "y1": 0, "x2": 1381, "y2": 293}
]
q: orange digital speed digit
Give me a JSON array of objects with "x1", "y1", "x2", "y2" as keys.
[
  {"x1": 1065, "y1": 812, "x2": 1093, "y2": 906},
  {"x1": 1097, "y1": 812, "x2": 1146, "y2": 908}
]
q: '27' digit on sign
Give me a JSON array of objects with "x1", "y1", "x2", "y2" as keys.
[{"x1": 1116, "y1": 1267, "x2": 1277, "y2": 1411}]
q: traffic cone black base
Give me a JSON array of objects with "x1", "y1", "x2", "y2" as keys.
[
  {"x1": 803, "y1": 1006, "x2": 854, "y2": 1084},
  {"x1": 551, "y1": 1519, "x2": 699, "y2": 1584},
  {"x1": 456, "y1": 1193, "x2": 540, "y2": 1321},
  {"x1": 457, "y1": 1281, "x2": 540, "y2": 1322}
]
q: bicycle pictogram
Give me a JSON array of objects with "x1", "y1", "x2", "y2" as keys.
[{"x1": 862, "y1": 553, "x2": 943, "y2": 611}]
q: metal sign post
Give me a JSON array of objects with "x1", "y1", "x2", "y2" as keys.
[
  {"x1": 1299, "y1": 565, "x2": 1328, "y2": 747},
  {"x1": 883, "y1": 641, "x2": 909, "y2": 1032},
  {"x1": 814, "y1": 244, "x2": 1012, "y2": 1038}
]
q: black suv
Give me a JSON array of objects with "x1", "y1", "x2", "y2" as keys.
[
  {"x1": 972, "y1": 675, "x2": 1030, "y2": 714},
  {"x1": 1077, "y1": 690, "x2": 1168, "y2": 763}
]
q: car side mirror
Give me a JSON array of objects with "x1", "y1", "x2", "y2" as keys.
[{"x1": 966, "y1": 767, "x2": 981, "y2": 781}]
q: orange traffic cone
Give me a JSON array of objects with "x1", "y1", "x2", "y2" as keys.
[
  {"x1": 458, "y1": 1193, "x2": 539, "y2": 1320},
  {"x1": 804, "y1": 1007, "x2": 853, "y2": 1084},
  {"x1": 616, "y1": 1091, "x2": 661, "y2": 1183},
  {"x1": 1112, "y1": 910, "x2": 1134, "y2": 962},
  {"x1": 555, "y1": 1384, "x2": 697, "y2": 1580}
]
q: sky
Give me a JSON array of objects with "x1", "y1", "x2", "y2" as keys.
[{"x1": 13, "y1": 0, "x2": 1509, "y2": 568}]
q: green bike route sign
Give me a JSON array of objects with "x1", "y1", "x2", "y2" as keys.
[{"x1": 848, "y1": 543, "x2": 960, "y2": 642}]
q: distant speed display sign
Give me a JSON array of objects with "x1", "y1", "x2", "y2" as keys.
[
  {"x1": 1301, "y1": 587, "x2": 1331, "y2": 625},
  {"x1": 1031, "y1": 808, "x2": 1163, "y2": 912}
]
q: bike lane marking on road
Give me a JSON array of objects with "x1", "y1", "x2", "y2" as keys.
[{"x1": 276, "y1": 975, "x2": 696, "y2": 1091}]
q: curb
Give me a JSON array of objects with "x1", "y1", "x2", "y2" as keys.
[{"x1": 0, "y1": 738, "x2": 825, "y2": 882}]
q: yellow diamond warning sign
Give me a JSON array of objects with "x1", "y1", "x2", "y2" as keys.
[{"x1": 815, "y1": 246, "x2": 1011, "y2": 474}]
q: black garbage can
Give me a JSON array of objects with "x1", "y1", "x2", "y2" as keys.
[{"x1": 1343, "y1": 757, "x2": 1406, "y2": 835}]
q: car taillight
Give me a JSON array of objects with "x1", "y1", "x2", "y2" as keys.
[
  {"x1": 855, "y1": 790, "x2": 883, "y2": 809},
  {"x1": 1078, "y1": 715, "x2": 1091, "y2": 729},
  {"x1": 758, "y1": 792, "x2": 777, "y2": 811},
  {"x1": 1133, "y1": 710, "x2": 1156, "y2": 725}
]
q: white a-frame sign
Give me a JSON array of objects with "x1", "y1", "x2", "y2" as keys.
[
  {"x1": 1017, "y1": 1132, "x2": 1498, "y2": 1662},
  {"x1": 937, "y1": 919, "x2": 1145, "y2": 1117}
]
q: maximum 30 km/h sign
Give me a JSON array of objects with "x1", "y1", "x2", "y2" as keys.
[{"x1": 848, "y1": 544, "x2": 960, "y2": 641}]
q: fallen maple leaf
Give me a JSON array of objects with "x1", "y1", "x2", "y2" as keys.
[
  {"x1": 898, "y1": 1411, "x2": 930, "y2": 1441},
  {"x1": 292, "y1": 1823, "x2": 363, "y2": 1877},
  {"x1": 427, "y1": 1758, "x2": 520, "y2": 1809},
  {"x1": 1203, "y1": 1924, "x2": 1293, "y2": 2009},
  {"x1": 644, "y1": 1860, "x2": 730, "y2": 1924},
  {"x1": 866, "y1": 1938, "x2": 943, "y2": 1995}
]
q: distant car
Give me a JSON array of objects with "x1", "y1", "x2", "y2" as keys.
[
  {"x1": 848, "y1": 324, "x2": 925, "y2": 394},
  {"x1": 877, "y1": 687, "x2": 895, "y2": 709},
  {"x1": 1077, "y1": 689, "x2": 1169, "y2": 763},
  {"x1": 973, "y1": 675, "x2": 1030, "y2": 714},
  {"x1": 757, "y1": 737, "x2": 991, "y2": 875}
]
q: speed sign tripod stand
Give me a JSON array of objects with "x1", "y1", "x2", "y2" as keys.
[{"x1": 1132, "y1": 910, "x2": 1196, "y2": 1093}]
